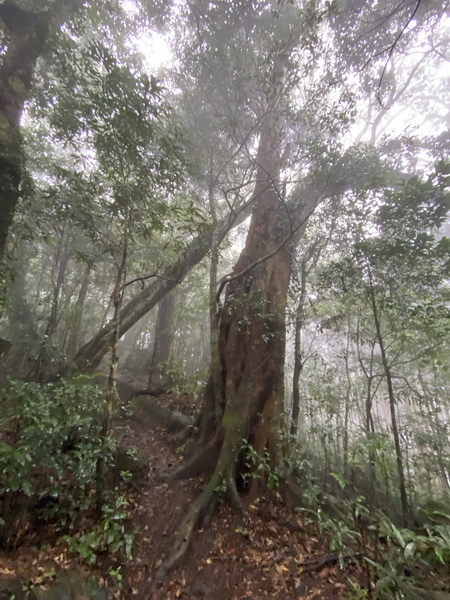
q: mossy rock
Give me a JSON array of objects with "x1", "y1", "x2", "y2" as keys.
[{"x1": 132, "y1": 395, "x2": 193, "y2": 431}]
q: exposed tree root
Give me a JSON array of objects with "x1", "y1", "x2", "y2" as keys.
[
  {"x1": 298, "y1": 551, "x2": 358, "y2": 572},
  {"x1": 153, "y1": 430, "x2": 245, "y2": 584},
  {"x1": 158, "y1": 432, "x2": 223, "y2": 482},
  {"x1": 154, "y1": 470, "x2": 222, "y2": 583},
  {"x1": 200, "y1": 491, "x2": 219, "y2": 529},
  {"x1": 227, "y1": 475, "x2": 245, "y2": 514}
]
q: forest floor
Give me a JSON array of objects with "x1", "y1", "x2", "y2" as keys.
[
  {"x1": 0, "y1": 384, "x2": 368, "y2": 599},
  {"x1": 115, "y1": 390, "x2": 365, "y2": 599},
  {"x1": 2, "y1": 384, "x2": 450, "y2": 599}
]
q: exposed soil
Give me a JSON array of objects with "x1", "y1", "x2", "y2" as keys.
[
  {"x1": 0, "y1": 387, "x2": 413, "y2": 599},
  {"x1": 117, "y1": 391, "x2": 364, "y2": 599}
]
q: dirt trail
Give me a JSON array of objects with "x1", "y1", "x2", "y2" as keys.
[{"x1": 119, "y1": 392, "x2": 358, "y2": 599}]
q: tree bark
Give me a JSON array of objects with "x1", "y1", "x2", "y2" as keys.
[
  {"x1": 97, "y1": 209, "x2": 129, "y2": 506},
  {"x1": 291, "y1": 261, "x2": 307, "y2": 438},
  {"x1": 290, "y1": 233, "x2": 331, "y2": 439},
  {"x1": 198, "y1": 151, "x2": 225, "y2": 442},
  {"x1": 367, "y1": 263, "x2": 409, "y2": 525},
  {"x1": 155, "y1": 61, "x2": 300, "y2": 579},
  {"x1": 4, "y1": 249, "x2": 40, "y2": 376},
  {"x1": 0, "y1": 0, "x2": 84, "y2": 262},
  {"x1": 44, "y1": 225, "x2": 70, "y2": 339},
  {"x1": 209, "y1": 62, "x2": 290, "y2": 467},
  {"x1": 66, "y1": 263, "x2": 91, "y2": 360},
  {"x1": 33, "y1": 224, "x2": 71, "y2": 379}
]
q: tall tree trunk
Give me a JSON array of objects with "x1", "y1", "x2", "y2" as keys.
[
  {"x1": 198, "y1": 152, "x2": 225, "y2": 444},
  {"x1": 96, "y1": 212, "x2": 129, "y2": 506},
  {"x1": 155, "y1": 62, "x2": 295, "y2": 579},
  {"x1": 45, "y1": 226, "x2": 70, "y2": 339},
  {"x1": 356, "y1": 315, "x2": 380, "y2": 498},
  {"x1": 33, "y1": 226, "x2": 70, "y2": 379},
  {"x1": 367, "y1": 264, "x2": 409, "y2": 525},
  {"x1": 0, "y1": 0, "x2": 84, "y2": 262},
  {"x1": 211, "y1": 78, "x2": 289, "y2": 473},
  {"x1": 291, "y1": 261, "x2": 307, "y2": 438},
  {"x1": 290, "y1": 235, "x2": 329, "y2": 439},
  {"x1": 66, "y1": 263, "x2": 91, "y2": 360},
  {"x1": 207, "y1": 152, "x2": 224, "y2": 425},
  {"x1": 342, "y1": 314, "x2": 352, "y2": 479},
  {"x1": 148, "y1": 290, "x2": 176, "y2": 387}
]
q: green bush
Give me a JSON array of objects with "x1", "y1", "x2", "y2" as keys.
[
  {"x1": 0, "y1": 377, "x2": 107, "y2": 541},
  {"x1": 63, "y1": 494, "x2": 134, "y2": 564}
]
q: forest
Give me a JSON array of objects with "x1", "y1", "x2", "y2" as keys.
[{"x1": 0, "y1": 0, "x2": 449, "y2": 598}]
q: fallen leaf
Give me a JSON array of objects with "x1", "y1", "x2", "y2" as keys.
[{"x1": 275, "y1": 564, "x2": 289, "y2": 574}]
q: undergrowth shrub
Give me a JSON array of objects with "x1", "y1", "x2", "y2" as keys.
[
  {"x1": 257, "y1": 444, "x2": 450, "y2": 599},
  {"x1": 63, "y1": 493, "x2": 134, "y2": 564},
  {"x1": 160, "y1": 359, "x2": 205, "y2": 393},
  {"x1": 0, "y1": 377, "x2": 133, "y2": 560},
  {"x1": 292, "y1": 463, "x2": 450, "y2": 599}
]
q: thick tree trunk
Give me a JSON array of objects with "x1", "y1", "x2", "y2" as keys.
[
  {"x1": 0, "y1": 0, "x2": 84, "y2": 262},
  {"x1": 155, "y1": 65, "x2": 296, "y2": 580},
  {"x1": 208, "y1": 75, "x2": 289, "y2": 467},
  {"x1": 4, "y1": 251, "x2": 40, "y2": 376}
]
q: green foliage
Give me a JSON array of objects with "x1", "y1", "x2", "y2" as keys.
[
  {"x1": 345, "y1": 579, "x2": 369, "y2": 599},
  {"x1": 0, "y1": 377, "x2": 136, "y2": 563},
  {"x1": 0, "y1": 377, "x2": 104, "y2": 501},
  {"x1": 160, "y1": 359, "x2": 205, "y2": 393},
  {"x1": 38, "y1": 35, "x2": 187, "y2": 205},
  {"x1": 108, "y1": 565, "x2": 123, "y2": 586},
  {"x1": 379, "y1": 161, "x2": 450, "y2": 236},
  {"x1": 363, "y1": 516, "x2": 450, "y2": 599},
  {"x1": 242, "y1": 442, "x2": 280, "y2": 491},
  {"x1": 295, "y1": 462, "x2": 450, "y2": 598},
  {"x1": 316, "y1": 508, "x2": 360, "y2": 568},
  {"x1": 63, "y1": 495, "x2": 134, "y2": 564},
  {"x1": 306, "y1": 161, "x2": 450, "y2": 521}
]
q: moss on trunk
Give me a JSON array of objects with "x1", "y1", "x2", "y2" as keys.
[{"x1": 155, "y1": 61, "x2": 294, "y2": 578}]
